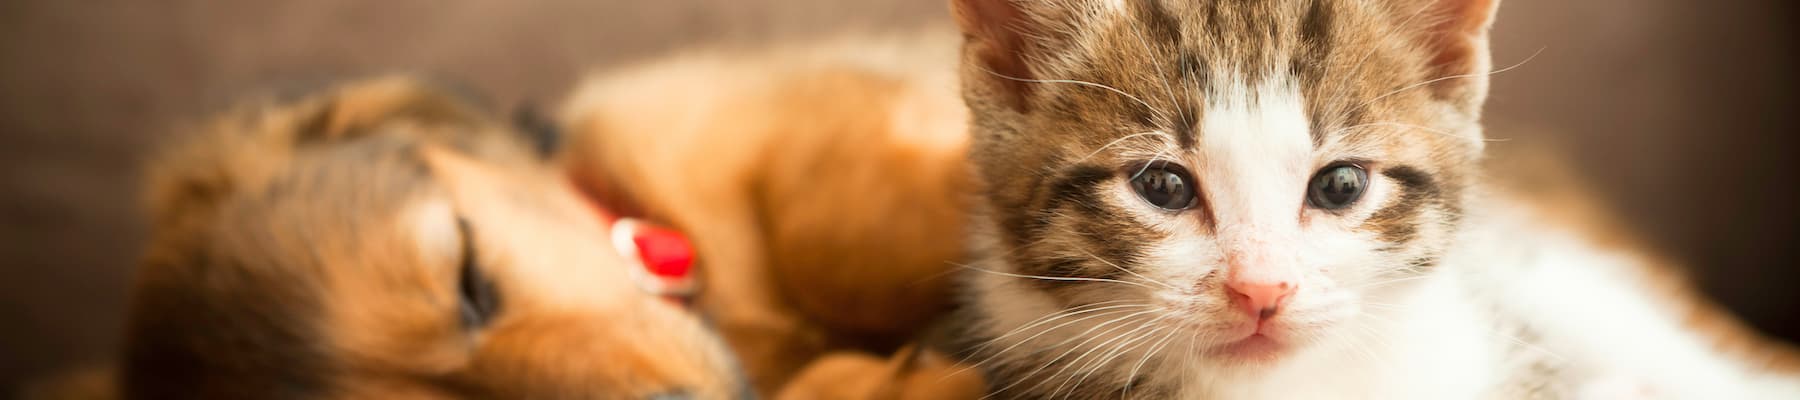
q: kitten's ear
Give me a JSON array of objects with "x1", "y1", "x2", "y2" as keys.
[
  {"x1": 952, "y1": 0, "x2": 1038, "y2": 112},
  {"x1": 1410, "y1": 0, "x2": 1502, "y2": 109}
]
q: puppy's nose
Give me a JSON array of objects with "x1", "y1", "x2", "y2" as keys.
[{"x1": 1226, "y1": 279, "x2": 1296, "y2": 319}]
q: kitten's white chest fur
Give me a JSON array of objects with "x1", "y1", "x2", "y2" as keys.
[{"x1": 1454, "y1": 201, "x2": 1800, "y2": 399}]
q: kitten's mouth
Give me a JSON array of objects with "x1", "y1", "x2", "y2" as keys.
[
  {"x1": 1205, "y1": 318, "x2": 1294, "y2": 362},
  {"x1": 1212, "y1": 333, "x2": 1287, "y2": 362}
]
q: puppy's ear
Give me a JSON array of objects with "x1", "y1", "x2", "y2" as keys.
[
  {"x1": 145, "y1": 77, "x2": 484, "y2": 232},
  {"x1": 510, "y1": 101, "x2": 561, "y2": 160},
  {"x1": 295, "y1": 77, "x2": 486, "y2": 142},
  {"x1": 145, "y1": 101, "x2": 291, "y2": 233}
]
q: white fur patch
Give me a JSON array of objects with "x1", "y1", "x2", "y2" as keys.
[
  {"x1": 1467, "y1": 203, "x2": 1800, "y2": 399},
  {"x1": 1170, "y1": 75, "x2": 1498, "y2": 399},
  {"x1": 1196, "y1": 78, "x2": 1312, "y2": 232}
]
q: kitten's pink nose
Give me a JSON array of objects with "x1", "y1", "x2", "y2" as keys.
[{"x1": 1226, "y1": 279, "x2": 1296, "y2": 320}]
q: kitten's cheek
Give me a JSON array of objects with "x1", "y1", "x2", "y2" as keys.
[{"x1": 1152, "y1": 286, "x2": 1191, "y2": 306}]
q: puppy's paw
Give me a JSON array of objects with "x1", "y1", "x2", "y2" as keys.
[{"x1": 776, "y1": 346, "x2": 983, "y2": 400}]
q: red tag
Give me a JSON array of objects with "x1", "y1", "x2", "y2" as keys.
[
  {"x1": 632, "y1": 226, "x2": 694, "y2": 279},
  {"x1": 611, "y1": 218, "x2": 698, "y2": 299}
]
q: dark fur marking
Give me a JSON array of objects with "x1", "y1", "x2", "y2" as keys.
[
  {"x1": 1382, "y1": 165, "x2": 1438, "y2": 195},
  {"x1": 1297, "y1": 0, "x2": 1336, "y2": 147},
  {"x1": 511, "y1": 102, "x2": 561, "y2": 159},
  {"x1": 1040, "y1": 164, "x2": 1117, "y2": 215},
  {"x1": 1014, "y1": 163, "x2": 1157, "y2": 292},
  {"x1": 124, "y1": 247, "x2": 335, "y2": 399},
  {"x1": 1176, "y1": 54, "x2": 1204, "y2": 149},
  {"x1": 1363, "y1": 165, "x2": 1439, "y2": 245}
]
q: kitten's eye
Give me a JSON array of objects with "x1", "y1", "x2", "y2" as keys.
[
  {"x1": 1307, "y1": 164, "x2": 1369, "y2": 210},
  {"x1": 1129, "y1": 163, "x2": 1198, "y2": 210},
  {"x1": 456, "y1": 219, "x2": 501, "y2": 330}
]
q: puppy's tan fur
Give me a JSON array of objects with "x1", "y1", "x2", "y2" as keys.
[
  {"x1": 125, "y1": 78, "x2": 743, "y2": 399},
  {"x1": 559, "y1": 29, "x2": 976, "y2": 395},
  {"x1": 775, "y1": 346, "x2": 983, "y2": 400}
]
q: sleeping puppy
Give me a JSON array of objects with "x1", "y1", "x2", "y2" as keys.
[
  {"x1": 558, "y1": 30, "x2": 980, "y2": 398},
  {"x1": 123, "y1": 77, "x2": 745, "y2": 399}
]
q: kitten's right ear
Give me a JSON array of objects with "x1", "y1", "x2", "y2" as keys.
[
  {"x1": 952, "y1": 0, "x2": 1038, "y2": 112},
  {"x1": 1404, "y1": 0, "x2": 1502, "y2": 113}
]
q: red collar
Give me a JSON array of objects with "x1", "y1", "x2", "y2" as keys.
[{"x1": 573, "y1": 179, "x2": 699, "y2": 304}]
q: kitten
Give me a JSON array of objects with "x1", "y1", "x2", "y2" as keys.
[{"x1": 947, "y1": 0, "x2": 1800, "y2": 398}]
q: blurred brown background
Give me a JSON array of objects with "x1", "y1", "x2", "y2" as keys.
[{"x1": 0, "y1": 0, "x2": 1794, "y2": 391}]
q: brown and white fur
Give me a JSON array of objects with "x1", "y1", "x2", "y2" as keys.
[
  {"x1": 947, "y1": 0, "x2": 1800, "y2": 398},
  {"x1": 124, "y1": 78, "x2": 745, "y2": 399}
]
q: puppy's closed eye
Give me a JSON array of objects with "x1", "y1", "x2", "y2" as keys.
[{"x1": 456, "y1": 218, "x2": 501, "y2": 330}]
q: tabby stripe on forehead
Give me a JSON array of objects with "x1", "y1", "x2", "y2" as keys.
[
  {"x1": 1123, "y1": 0, "x2": 1205, "y2": 148},
  {"x1": 1296, "y1": 0, "x2": 1339, "y2": 147},
  {"x1": 1175, "y1": 55, "x2": 1203, "y2": 149},
  {"x1": 1362, "y1": 165, "x2": 1440, "y2": 246},
  {"x1": 1136, "y1": 0, "x2": 1183, "y2": 51}
]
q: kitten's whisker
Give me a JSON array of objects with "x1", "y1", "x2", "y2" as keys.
[
  {"x1": 999, "y1": 233, "x2": 1062, "y2": 259},
  {"x1": 1362, "y1": 260, "x2": 1433, "y2": 284},
  {"x1": 951, "y1": 305, "x2": 1152, "y2": 381},
  {"x1": 1075, "y1": 247, "x2": 1182, "y2": 291},
  {"x1": 1491, "y1": 329, "x2": 1567, "y2": 362},
  {"x1": 1179, "y1": 330, "x2": 1199, "y2": 388},
  {"x1": 1346, "y1": 321, "x2": 1395, "y2": 366},
  {"x1": 1126, "y1": 21, "x2": 1188, "y2": 125},
  {"x1": 1047, "y1": 317, "x2": 1170, "y2": 399},
  {"x1": 952, "y1": 262, "x2": 1157, "y2": 290},
  {"x1": 975, "y1": 301, "x2": 1145, "y2": 353},
  {"x1": 986, "y1": 309, "x2": 1161, "y2": 398},
  {"x1": 1045, "y1": 325, "x2": 1147, "y2": 399},
  {"x1": 1327, "y1": 121, "x2": 1450, "y2": 137},
  {"x1": 962, "y1": 306, "x2": 1154, "y2": 382},
  {"x1": 1182, "y1": 50, "x2": 1201, "y2": 125},
  {"x1": 1349, "y1": 274, "x2": 1433, "y2": 289},
  {"x1": 1359, "y1": 301, "x2": 1413, "y2": 312},
  {"x1": 1344, "y1": 1, "x2": 1437, "y2": 82},
  {"x1": 1358, "y1": 47, "x2": 1545, "y2": 109},
  {"x1": 976, "y1": 66, "x2": 1173, "y2": 122},
  {"x1": 1122, "y1": 322, "x2": 1182, "y2": 399},
  {"x1": 1314, "y1": 1, "x2": 1437, "y2": 128},
  {"x1": 1062, "y1": 323, "x2": 1170, "y2": 400},
  {"x1": 1329, "y1": 121, "x2": 1508, "y2": 144},
  {"x1": 1079, "y1": 131, "x2": 1174, "y2": 163},
  {"x1": 1129, "y1": 148, "x2": 1174, "y2": 181}
]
